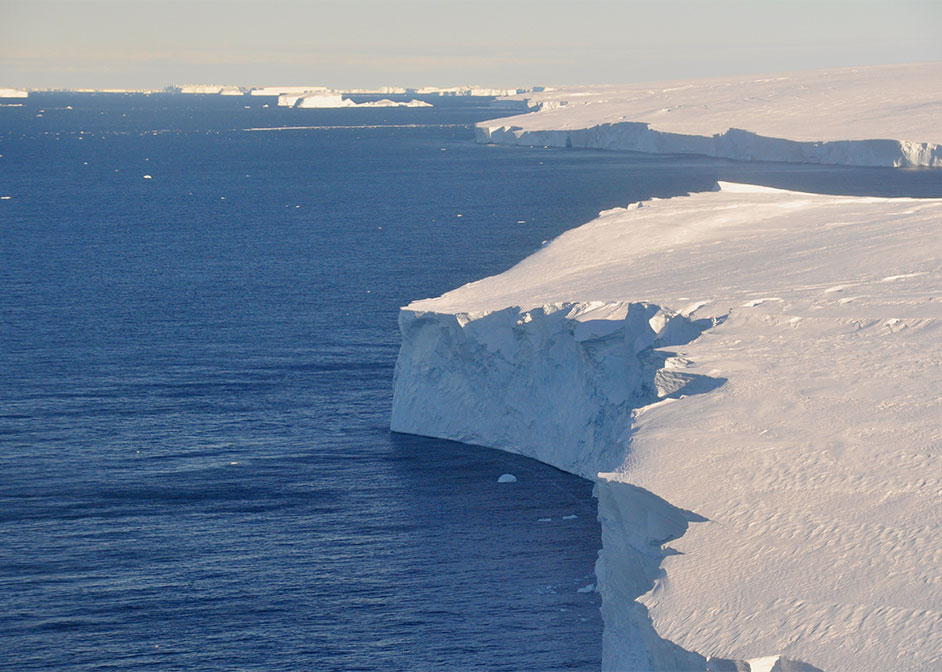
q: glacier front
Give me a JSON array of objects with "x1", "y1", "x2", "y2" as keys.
[
  {"x1": 475, "y1": 63, "x2": 942, "y2": 167},
  {"x1": 392, "y1": 183, "x2": 942, "y2": 672}
]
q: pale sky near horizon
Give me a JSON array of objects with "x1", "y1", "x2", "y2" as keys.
[{"x1": 1, "y1": 0, "x2": 940, "y2": 89}]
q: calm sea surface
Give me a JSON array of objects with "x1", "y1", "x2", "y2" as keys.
[{"x1": 1, "y1": 93, "x2": 940, "y2": 671}]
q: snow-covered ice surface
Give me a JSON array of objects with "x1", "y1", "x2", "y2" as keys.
[
  {"x1": 476, "y1": 63, "x2": 942, "y2": 167},
  {"x1": 392, "y1": 182, "x2": 942, "y2": 671}
]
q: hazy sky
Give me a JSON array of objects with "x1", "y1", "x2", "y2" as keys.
[{"x1": 1, "y1": 0, "x2": 940, "y2": 89}]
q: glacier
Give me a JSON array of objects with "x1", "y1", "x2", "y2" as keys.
[
  {"x1": 392, "y1": 179, "x2": 942, "y2": 671},
  {"x1": 475, "y1": 64, "x2": 942, "y2": 167}
]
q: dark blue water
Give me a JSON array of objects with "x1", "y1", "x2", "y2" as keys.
[{"x1": 2, "y1": 93, "x2": 940, "y2": 672}]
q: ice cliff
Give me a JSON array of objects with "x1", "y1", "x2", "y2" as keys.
[
  {"x1": 393, "y1": 301, "x2": 719, "y2": 480},
  {"x1": 475, "y1": 63, "x2": 942, "y2": 167},
  {"x1": 392, "y1": 182, "x2": 942, "y2": 671}
]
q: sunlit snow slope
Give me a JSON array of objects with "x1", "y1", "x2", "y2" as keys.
[
  {"x1": 476, "y1": 64, "x2": 942, "y2": 167},
  {"x1": 392, "y1": 183, "x2": 942, "y2": 672}
]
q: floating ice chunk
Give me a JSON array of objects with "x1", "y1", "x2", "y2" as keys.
[
  {"x1": 562, "y1": 514, "x2": 578, "y2": 520},
  {"x1": 0, "y1": 196, "x2": 11, "y2": 200},
  {"x1": 497, "y1": 473, "x2": 517, "y2": 483},
  {"x1": 577, "y1": 583, "x2": 595, "y2": 593},
  {"x1": 538, "y1": 517, "x2": 552, "y2": 522},
  {"x1": 745, "y1": 656, "x2": 819, "y2": 672},
  {"x1": 143, "y1": 174, "x2": 152, "y2": 179}
]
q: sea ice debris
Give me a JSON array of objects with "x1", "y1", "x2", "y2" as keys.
[{"x1": 497, "y1": 473, "x2": 517, "y2": 483}]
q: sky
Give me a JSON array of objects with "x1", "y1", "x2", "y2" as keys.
[{"x1": 1, "y1": 0, "x2": 940, "y2": 90}]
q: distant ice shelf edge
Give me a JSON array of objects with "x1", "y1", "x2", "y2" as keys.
[{"x1": 474, "y1": 122, "x2": 942, "y2": 168}]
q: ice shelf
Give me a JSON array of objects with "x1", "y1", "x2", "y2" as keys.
[
  {"x1": 475, "y1": 63, "x2": 942, "y2": 167},
  {"x1": 392, "y1": 182, "x2": 942, "y2": 671}
]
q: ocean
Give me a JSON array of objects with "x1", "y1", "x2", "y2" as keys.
[{"x1": 2, "y1": 92, "x2": 940, "y2": 671}]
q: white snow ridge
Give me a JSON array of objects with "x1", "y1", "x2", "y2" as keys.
[{"x1": 393, "y1": 169, "x2": 942, "y2": 668}]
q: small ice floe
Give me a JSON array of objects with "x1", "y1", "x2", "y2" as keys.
[
  {"x1": 456, "y1": 213, "x2": 463, "y2": 218},
  {"x1": 517, "y1": 220, "x2": 526, "y2": 224},
  {"x1": 562, "y1": 514, "x2": 578, "y2": 520},
  {"x1": 577, "y1": 583, "x2": 595, "y2": 593},
  {"x1": 497, "y1": 473, "x2": 517, "y2": 483},
  {"x1": 143, "y1": 174, "x2": 152, "y2": 179},
  {"x1": 538, "y1": 517, "x2": 552, "y2": 522},
  {"x1": 1, "y1": 196, "x2": 11, "y2": 200}
]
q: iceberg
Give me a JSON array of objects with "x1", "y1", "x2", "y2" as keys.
[
  {"x1": 392, "y1": 182, "x2": 942, "y2": 671},
  {"x1": 291, "y1": 93, "x2": 350, "y2": 108},
  {"x1": 279, "y1": 93, "x2": 433, "y2": 109},
  {"x1": 476, "y1": 63, "x2": 942, "y2": 167},
  {"x1": 250, "y1": 85, "x2": 331, "y2": 97},
  {"x1": 0, "y1": 88, "x2": 28, "y2": 98},
  {"x1": 176, "y1": 84, "x2": 244, "y2": 95}
]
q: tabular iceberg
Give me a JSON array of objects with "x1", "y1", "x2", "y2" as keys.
[{"x1": 392, "y1": 181, "x2": 942, "y2": 671}]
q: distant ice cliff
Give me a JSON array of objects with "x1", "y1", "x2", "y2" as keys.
[{"x1": 476, "y1": 63, "x2": 942, "y2": 167}]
